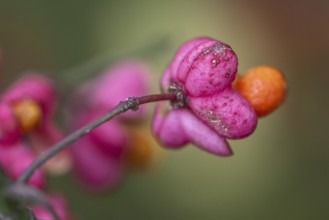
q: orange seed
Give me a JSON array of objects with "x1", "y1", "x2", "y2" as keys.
[
  {"x1": 12, "y1": 99, "x2": 42, "y2": 132},
  {"x1": 125, "y1": 127, "x2": 155, "y2": 170},
  {"x1": 234, "y1": 65, "x2": 287, "y2": 117}
]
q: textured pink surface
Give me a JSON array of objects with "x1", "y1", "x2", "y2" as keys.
[
  {"x1": 152, "y1": 37, "x2": 257, "y2": 155},
  {"x1": 188, "y1": 87, "x2": 257, "y2": 139},
  {"x1": 161, "y1": 37, "x2": 238, "y2": 97},
  {"x1": 153, "y1": 104, "x2": 232, "y2": 155},
  {"x1": 161, "y1": 37, "x2": 210, "y2": 90}
]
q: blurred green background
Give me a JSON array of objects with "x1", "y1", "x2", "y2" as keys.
[{"x1": 1, "y1": 1, "x2": 329, "y2": 219}]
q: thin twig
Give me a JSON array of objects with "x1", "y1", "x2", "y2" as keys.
[
  {"x1": 17, "y1": 93, "x2": 177, "y2": 184},
  {"x1": 9, "y1": 93, "x2": 175, "y2": 220}
]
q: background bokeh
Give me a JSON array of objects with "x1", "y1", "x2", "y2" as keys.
[{"x1": 1, "y1": 1, "x2": 329, "y2": 219}]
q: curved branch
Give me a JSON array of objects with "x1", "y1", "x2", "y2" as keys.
[{"x1": 17, "y1": 93, "x2": 177, "y2": 184}]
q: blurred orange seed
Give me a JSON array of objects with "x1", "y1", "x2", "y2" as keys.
[
  {"x1": 233, "y1": 65, "x2": 287, "y2": 117},
  {"x1": 125, "y1": 128, "x2": 154, "y2": 170},
  {"x1": 12, "y1": 99, "x2": 42, "y2": 132}
]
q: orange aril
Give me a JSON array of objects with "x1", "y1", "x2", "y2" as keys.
[
  {"x1": 12, "y1": 99, "x2": 42, "y2": 132},
  {"x1": 125, "y1": 127, "x2": 153, "y2": 170},
  {"x1": 234, "y1": 65, "x2": 287, "y2": 117}
]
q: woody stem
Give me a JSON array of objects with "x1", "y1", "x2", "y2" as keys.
[{"x1": 17, "y1": 93, "x2": 177, "y2": 184}]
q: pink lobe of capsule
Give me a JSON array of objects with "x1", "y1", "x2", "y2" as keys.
[
  {"x1": 0, "y1": 102, "x2": 20, "y2": 145},
  {"x1": 152, "y1": 104, "x2": 188, "y2": 148},
  {"x1": 182, "y1": 40, "x2": 238, "y2": 97},
  {"x1": 161, "y1": 37, "x2": 211, "y2": 89},
  {"x1": 178, "y1": 108, "x2": 232, "y2": 156},
  {"x1": 89, "y1": 121, "x2": 127, "y2": 158},
  {"x1": 87, "y1": 60, "x2": 150, "y2": 119},
  {"x1": 2, "y1": 74, "x2": 56, "y2": 118},
  {"x1": 77, "y1": 112, "x2": 127, "y2": 159},
  {"x1": 188, "y1": 87, "x2": 257, "y2": 139},
  {"x1": 152, "y1": 103, "x2": 232, "y2": 156},
  {"x1": 72, "y1": 136, "x2": 122, "y2": 191}
]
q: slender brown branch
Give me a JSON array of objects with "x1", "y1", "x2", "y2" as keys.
[{"x1": 17, "y1": 93, "x2": 177, "y2": 184}]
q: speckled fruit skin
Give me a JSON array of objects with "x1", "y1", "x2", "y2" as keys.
[
  {"x1": 188, "y1": 87, "x2": 257, "y2": 139},
  {"x1": 152, "y1": 37, "x2": 258, "y2": 156},
  {"x1": 162, "y1": 37, "x2": 238, "y2": 96},
  {"x1": 234, "y1": 65, "x2": 286, "y2": 117}
]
